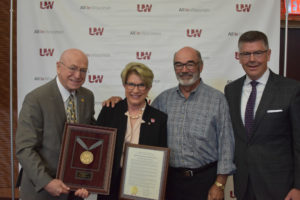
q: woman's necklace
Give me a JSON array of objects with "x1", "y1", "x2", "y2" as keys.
[
  {"x1": 128, "y1": 113, "x2": 142, "y2": 119},
  {"x1": 128, "y1": 107, "x2": 145, "y2": 119}
]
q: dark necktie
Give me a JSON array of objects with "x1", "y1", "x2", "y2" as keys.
[
  {"x1": 245, "y1": 80, "x2": 258, "y2": 136},
  {"x1": 66, "y1": 94, "x2": 77, "y2": 123}
]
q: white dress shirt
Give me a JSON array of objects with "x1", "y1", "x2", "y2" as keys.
[
  {"x1": 241, "y1": 69, "x2": 270, "y2": 125},
  {"x1": 56, "y1": 77, "x2": 78, "y2": 119}
]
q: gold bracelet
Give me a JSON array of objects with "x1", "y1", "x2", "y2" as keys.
[{"x1": 215, "y1": 181, "x2": 225, "y2": 190}]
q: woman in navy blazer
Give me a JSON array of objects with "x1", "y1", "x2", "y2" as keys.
[{"x1": 96, "y1": 62, "x2": 167, "y2": 200}]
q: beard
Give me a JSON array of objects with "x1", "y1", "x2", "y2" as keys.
[{"x1": 176, "y1": 72, "x2": 200, "y2": 86}]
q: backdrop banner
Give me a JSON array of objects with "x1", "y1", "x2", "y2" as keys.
[{"x1": 17, "y1": 1, "x2": 280, "y2": 199}]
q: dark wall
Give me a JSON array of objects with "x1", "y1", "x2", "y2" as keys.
[{"x1": 280, "y1": 28, "x2": 300, "y2": 81}]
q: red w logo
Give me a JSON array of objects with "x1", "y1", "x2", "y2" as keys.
[
  {"x1": 236, "y1": 4, "x2": 251, "y2": 12},
  {"x1": 40, "y1": 1, "x2": 54, "y2": 9},
  {"x1": 136, "y1": 52, "x2": 152, "y2": 60},
  {"x1": 186, "y1": 29, "x2": 202, "y2": 37},
  {"x1": 89, "y1": 27, "x2": 104, "y2": 36},
  {"x1": 40, "y1": 48, "x2": 54, "y2": 56},
  {"x1": 88, "y1": 75, "x2": 103, "y2": 83},
  {"x1": 137, "y1": 4, "x2": 152, "y2": 12}
]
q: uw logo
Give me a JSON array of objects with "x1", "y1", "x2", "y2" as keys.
[
  {"x1": 236, "y1": 4, "x2": 251, "y2": 12},
  {"x1": 186, "y1": 29, "x2": 202, "y2": 37},
  {"x1": 136, "y1": 52, "x2": 152, "y2": 60},
  {"x1": 89, "y1": 27, "x2": 104, "y2": 36},
  {"x1": 40, "y1": 48, "x2": 54, "y2": 56},
  {"x1": 137, "y1": 4, "x2": 152, "y2": 12},
  {"x1": 88, "y1": 75, "x2": 103, "y2": 83},
  {"x1": 40, "y1": 1, "x2": 54, "y2": 9}
]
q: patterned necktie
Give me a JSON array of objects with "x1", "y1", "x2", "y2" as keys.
[
  {"x1": 244, "y1": 80, "x2": 258, "y2": 136},
  {"x1": 66, "y1": 94, "x2": 77, "y2": 123}
]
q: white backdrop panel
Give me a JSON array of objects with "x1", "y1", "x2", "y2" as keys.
[{"x1": 17, "y1": 1, "x2": 280, "y2": 199}]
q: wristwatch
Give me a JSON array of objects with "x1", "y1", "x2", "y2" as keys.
[{"x1": 215, "y1": 181, "x2": 225, "y2": 190}]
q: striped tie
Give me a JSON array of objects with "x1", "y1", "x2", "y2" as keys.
[{"x1": 66, "y1": 94, "x2": 77, "y2": 123}]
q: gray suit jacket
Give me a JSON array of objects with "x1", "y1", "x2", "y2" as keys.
[
  {"x1": 16, "y1": 79, "x2": 95, "y2": 200},
  {"x1": 225, "y1": 71, "x2": 300, "y2": 200}
]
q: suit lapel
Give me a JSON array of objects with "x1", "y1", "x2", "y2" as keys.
[
  {"x1": 140, "y1": 102, "x2": 156, "y2": 144},
  {"x1": 252, "y1": 72, "x2": 276, "y2": 136},
  {"x1": 76, "y1": 88, "x2": 86, "y2": 123},
  {"x1": 113, "y1": 99, "x2": 129, "y2": 146},
  {"x1": 119, "y1": 100, "x2": 128, "y2": 140},
  {"x1": 49, "y1": 79, "x2": 67, "y2": 142},
  {"x1": 231, "y1": 77, "x2": 249, "y2": 141},
  {"x1": 50, "y1": 79, "x2": 66, "y2": 123}
]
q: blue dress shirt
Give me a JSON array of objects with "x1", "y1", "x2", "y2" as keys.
[{"x1": 151, "y1": 80, "x2": 236, "y2": 175}]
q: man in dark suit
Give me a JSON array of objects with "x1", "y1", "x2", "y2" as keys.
[
  {"x1": 16, "y1": 48, "x2": 95, "y2": 200},
  {"x1": 225, "y1": 31, "x2": 300, "y2": 200}
]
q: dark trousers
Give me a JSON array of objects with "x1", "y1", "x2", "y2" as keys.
[
  {"x1": 97, "y1": 190, "x2": 119, "y2": 200},
  {"x1": 240, "y1": 177, "x2": 257, "y2": 200},
  {"x1": 166, "y1": 163, "x2": 217, "y2": 200},
  {"x1": 97, "y1": 170, "x2": 122, "y2": 200}
]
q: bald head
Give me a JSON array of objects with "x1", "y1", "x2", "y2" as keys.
[
  {"x1": 56, "y1": 48, "x2": 89, "y2": 91},
  {"x1": 60, "y1": 48, "x2": 88, "y2": 67},
  {"x1": 174, "y1": 47, "x2": 203, "y2": 66}
]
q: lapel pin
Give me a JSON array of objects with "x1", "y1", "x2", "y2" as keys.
[{"x1": 81, "y1": 98, "x2": 85, "y2": 102}]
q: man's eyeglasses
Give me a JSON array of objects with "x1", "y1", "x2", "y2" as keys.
[
  {"x1": 59, "y1": 61, "x2": 88, "y2": 74},
  {"x1": 174, "y1": 61, "x2": 199, "y2": 70},
  {"x1": 239, "y1": 50, "x2": 268, "y2": 59},
  {"x1": 125, "y1": 82, "x2": 147, "y2": 91}
]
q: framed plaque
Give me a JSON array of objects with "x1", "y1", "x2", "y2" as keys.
[
  {"x1": 57, "y1": 123, "x2": 117, "y2": 194},
  {"x1": 119, "y1": 144, "x2": 170, "y2": 200}
]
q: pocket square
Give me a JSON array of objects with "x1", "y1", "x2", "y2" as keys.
[{"x1": 267, "y1": 109, "x2": 283, "y2": 113}]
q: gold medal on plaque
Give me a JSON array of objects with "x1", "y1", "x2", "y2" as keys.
[
  {"x1": 80, "y1": 150, "x2": 94, "y2": 165},
  {"x1": 76, "y1": 137, "x2": 103, "y2": 165}
]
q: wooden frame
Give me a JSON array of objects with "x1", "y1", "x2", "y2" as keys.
[
  {"x1": 57, "y1": 123, "x2": 117, "y2": 194},
  {"x1": 119, "y1": 143, "x2": 170, "y2": 200}
]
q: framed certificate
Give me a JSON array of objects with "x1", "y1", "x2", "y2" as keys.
[
  {"x1": 119, "y1": 143, "x2": 170, "y2": 200},
  {"x1": 56, "y1": 123, "x2": 117, "y2": 194}
]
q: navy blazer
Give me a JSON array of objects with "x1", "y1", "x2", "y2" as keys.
[{"x1": 96, "y1": 99, "x2": 167, "y2": 199}]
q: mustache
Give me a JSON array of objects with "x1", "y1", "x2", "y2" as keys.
[{"x1": 178, "y1": 72, "x2": 193, "y2": 76}]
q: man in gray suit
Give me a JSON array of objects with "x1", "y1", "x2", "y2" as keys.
[
  {"x1": 16, "y1": 48, "x2": 95, "y2": 200},
  {"x1": 225, "y1": 31, "x2": 300, "y2": 200}
]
